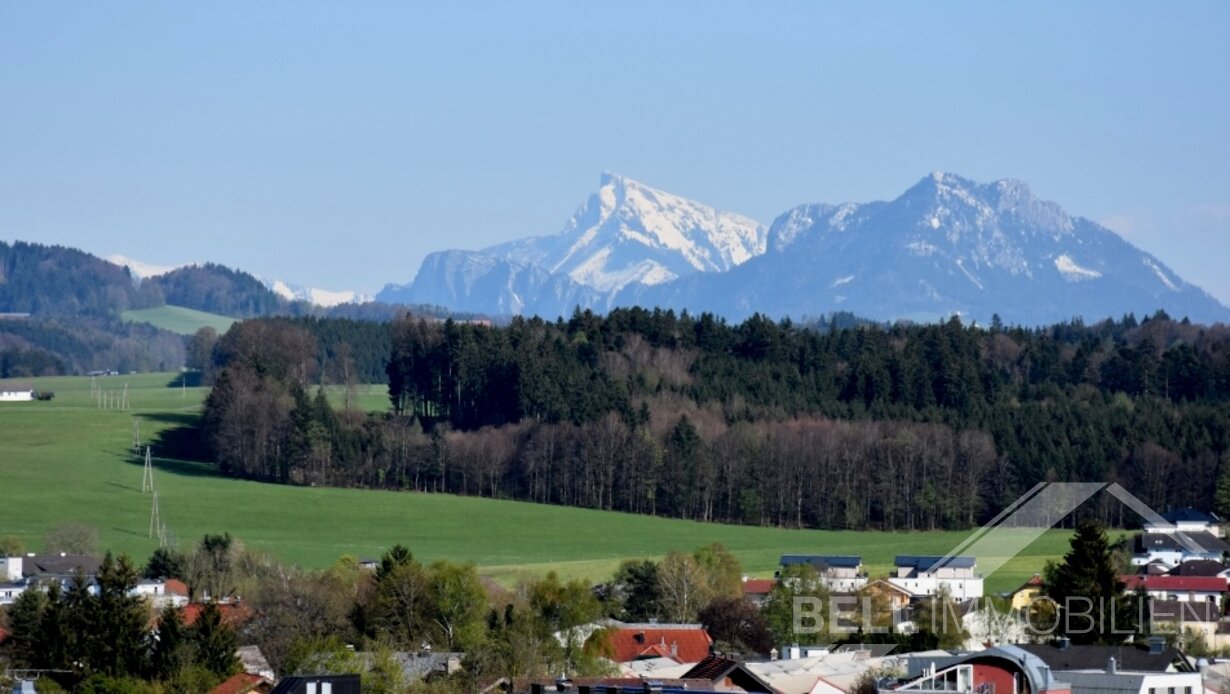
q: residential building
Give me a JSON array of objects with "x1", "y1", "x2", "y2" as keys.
[
  {"x1": 1009, "y1": 574, "x2": 1045, "y2": 612},
  {"x1": 1144, "y1": 509, "x2": 1222, "y2": 538},
  {"x1": 899, "y1": 645, "x2": 1071, "y2": 694},
  {"x1": 888, "y1": 556, "x2": 983, "y2": 601},
  {"x1": 1132, "y1": 532, "x2": 1229, "y2": 568},
  {"x1": 270, "y1": 675, "x2": 361, "y2": 694},
  {"x1": 743, "y1": 577, "x2": 776, "y2": 606},
  {"x1": 779, "y1": 555, "x2": 869, "y2": 592},
  {"x1": 0, "y1": 385, "x2": 34, "y2": 402},
  {"x1": 604, "y1": 623, "x2": 714, "y2": 664},
  {"x1": 1120, "y1": 575, "x2": 1227, "y2": 603},
  {"x1": 1166, "y1": 559, "x2": 1230, "y2": 577}
]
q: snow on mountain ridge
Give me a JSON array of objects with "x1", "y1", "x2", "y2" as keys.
[
  {"x1": 264, "y1": 278, "x2": 374, "y2": 307},
  {"x1": 486, "y1": 172, "x2": 767, "y2": 292},
  {"x1": 105, "y1": 254, "x2": 189, "y2": 281}
]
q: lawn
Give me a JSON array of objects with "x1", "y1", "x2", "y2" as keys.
[
  {"x1": 122, "y1": 304, "x2": 237, "y2": 335},
  {"x1": 0, "y1": 373, "x2": 1076, "y2": 592}
]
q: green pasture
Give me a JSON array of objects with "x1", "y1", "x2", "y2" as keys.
[
  {"x1": 0, "y1": 373, "x2": 1076, "y2": 591},
  {"x1": 122, "y1": 305, "x2": 237, "y2": 335}
]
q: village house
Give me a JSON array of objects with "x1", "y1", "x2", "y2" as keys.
[
  {"x1": 778, "y1": 555, "x2": 869, "y2": 592},
  {"x1": 1144, "y1": 509, "x2": 1222, "y2": 538},
  {"x1": 1008, "y1": 574, "x2": 1045, "y2": 612},
  {"x1": 1121, "y1": 574, "x2": 1228, "y2": 603},
  {"x1": 0, "y1": 384, "x2": 35, "y2": 402},
  {"x1": 888, "y1": 555, "x2": 984, "y2": 601}
]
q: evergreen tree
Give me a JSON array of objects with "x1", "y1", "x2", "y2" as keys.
[
  {"x1": 5, "y1": 587, "x2": 48, "y2": 668},
  {"x1": 192, "y1": 602, "x2": 240, "y2": 678},
  {"x1": 1045, "y1": 519, "x2": 1139, "y2": 644},
  {"x1": 151, "y1": 606, "x2": 193, "y2": 681}
]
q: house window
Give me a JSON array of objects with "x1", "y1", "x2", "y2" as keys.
[{"x1": 1168, "y1": 687, "x2": 1176, "y2": 694}]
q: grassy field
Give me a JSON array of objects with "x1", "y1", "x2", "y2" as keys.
[
  {"x1": 0, "y1": 373, "x2": 1078, "y2": 592},
  {"x1": 122, "y1": 305, "x2": 237, "y2": 335}
]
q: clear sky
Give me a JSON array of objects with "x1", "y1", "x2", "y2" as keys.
[{"x1": 2, "y1": 2, "x2": 1228, "y2": 301}]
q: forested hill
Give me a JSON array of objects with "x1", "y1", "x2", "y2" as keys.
[
  {"x1": 0, "y1": 241, "x2": 162, "y2": 317},
  {"x1": 200, "y1": 308, "x2": 1230, "y2": 531}
]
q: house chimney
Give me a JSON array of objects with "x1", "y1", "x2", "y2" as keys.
[
  {"x1": 1106, "y1": 657, "x2": 1117, "y2": 675},
  {"x1": 770, "y1": 647, "x2": 779, "y2": 661},
  {"x1": 1057, "y1": 637, "x2": 1070, "y2": 651},
  {"x1": 670, "y1": 641, "x2": 678, "y2": 659}
]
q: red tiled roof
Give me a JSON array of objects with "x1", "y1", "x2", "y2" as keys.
[
  {"x1": 1122, "y1": 575, "x2": 1229, "y2": 592},
  {"x1": 0, "y1": 626, "x2": 9, "y2": 644},
  {"x1": 164, "y1": 578, "x2": 189, "y2": 596},
  {"x1": 606, "y1": 627, "x2": 713, "y2": 664},
  {"x1": 182, "y1": 602, "x2": 253, "y2": 628},
  {"x1": 211, "y1": 673, "x2": 270, "y2": 694},
  {"x1": 743, "y1": 579, "x2": 776, "y2": 595}
]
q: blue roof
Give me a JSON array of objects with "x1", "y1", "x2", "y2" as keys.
[
  {"x1": 1159, "y1": 508, "x2": 1220, "y2": 524},
  {"x1": 894, "y1": 555, "x2": 976, "y2": 569},
  {"x1": 780, "y1": 555, "x2": 862, "y2": 569}
]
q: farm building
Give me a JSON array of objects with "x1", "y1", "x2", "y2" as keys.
[{"x1": 0, "y1": 385, "x2": 35, "y2": 402}]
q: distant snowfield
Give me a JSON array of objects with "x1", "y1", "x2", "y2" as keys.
[
  {"x1": 105, "y1": 254, "x2": 188, "y2": 280},
  {"x1": 1053, "y1": 254, "x2": 1102, "y2": 281}
]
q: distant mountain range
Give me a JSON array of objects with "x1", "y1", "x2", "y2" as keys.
[
  {"x1": 106, "y1": 254, "x2": 372, "y2": 308},
  {"x1": 380, "y1": 172, "x2": 1230, "y2": 326}
]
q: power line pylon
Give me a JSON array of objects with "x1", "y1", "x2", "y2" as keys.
[
  {"x1": 142, "y1": 446, "x2": 155, "y2": 493},
  {"x1": 148, "y1": 491, "x2": 161, "y2": 539}
]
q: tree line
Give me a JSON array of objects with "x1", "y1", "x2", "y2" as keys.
[{"x1": 196, "y1": 308, "x2": 1230, "y2": 530}]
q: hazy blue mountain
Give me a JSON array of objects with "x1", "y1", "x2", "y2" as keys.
[
  {"x1": 623, "y1": 172, "x2": 1230, "y2": 325},
  {"x1": 380, "y1": 172, "x2": 1230, "y2": 325},
  {"x1": 377, "y1": 250, "x2": 604, "y2": 317}
]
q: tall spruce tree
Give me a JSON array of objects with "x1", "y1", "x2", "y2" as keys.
[{"x1": 1044, "y1": 519, "x2": 1140, "y2": 644}]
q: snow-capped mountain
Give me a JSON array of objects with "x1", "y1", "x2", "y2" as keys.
[
  {"x1": 485, "y1": 172, "x2": 767, "y2": 292},
  {"x1": 625, "y1": 172, "x2": 1230, "y2": 325},
  {"x1": 106, "y1": 254, "x2": 190, "y2": 282},
  {"x1": 378, "y1": 250, "x2": 603, "y2": 317},
  {"x1": 264, "y1": 279, "x2": 373, "y2": 308}
]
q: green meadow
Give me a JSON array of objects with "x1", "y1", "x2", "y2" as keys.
[
  {"x1": 0, "y1": 373, "x2": 1076, "y2": 592},
  {"x1": 122, "y1": 304, "x2": 238, "y2": 335}
]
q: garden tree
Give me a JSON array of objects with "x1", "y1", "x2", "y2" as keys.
[
  {"x1": 426, "y1": 560, "x2": 487, "y2": 650},
  {"x1": 86, "y1": 553, "x2": 151, "y2": 677},
  {"x1": 698, "y1": 596, "x2": 774, "y2": 655},
  {"x1": 364, "y1": 547, "x2": 431, "y2": 647},
  {"x1": 693, "y1": 543, "x2": 743, "y2": 600},
  {"x1": 241, "y1": 560, "x2": 362, "y2": 674},
  {"x1": 607, "y1": 559, "x2": 662, "y2": 622},
  {"x1": 151, "y1": 606, "x2": 193, "y2": 681},
  {"x1": 762, "y1": 565, "x2": 832, "y2": 646},
  {"x1": 4, "y1": 586, "x2": 48, "y2": 668},
  {"x1": 0, "y1": 535, "x2": 25, "y2": 557},
  {"x1": 143, "y1": 546, "x2": 186, "y2": 580},
  {"x1": 910, "y1": 586, "x2": 969, "y2": 650},
  {"x1": 1045, "y1": 519, "x2": 1141, "y2": 645},
  {"x1": 38, "y1": 582, "x2": 73, "y2": 673},
  {"x1": 657, "y1": 551, "x2": 713, "y2": 623},
  {"x1": 184, "y1": 533, "x2": 239, "y2": 600},
  {"x1": 43, "y1": 522, "x2": 99, "y2": 555},
  {"x1": 528, "y1": 572, "x2": 605, "y2": 672},
  {"x1": 193, "y1": 602, "x2": 241, "y2": 679}
]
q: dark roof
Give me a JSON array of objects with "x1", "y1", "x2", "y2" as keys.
[
  {"x1": 1169, "y1": 560, "x2": 1229, "y2": 576},
  {"x1": 523, "y1": 680, "x2": 722, "y2": 694},
  {"x1": 1136, "y1": 532, "x2": 1230, "y2": 553},
  {"x1": 681, "y1": 655, "x2": 739, "y2": 681},
  {"x1": 21, "y1": 554, "x2": 100, "y2": 578},
  {"x1": 1149, "y1": 599, "x2": 1222, "y2": 623},
  {"x1": 1158, "y1": 509, "x2": 1221, "y2": 525},
  {"x1": 894, "y1": 555, "x2": 976, "y2": 570},
  {"x1": 1017, "y1": 643, "x2": 1188, "y2": 672},
  {"x1": 271, "y1": 675, "x2": 361, "y2": 694},
  {"x1": 780, "y1": 554, "x2": 862, "y2": 569}
]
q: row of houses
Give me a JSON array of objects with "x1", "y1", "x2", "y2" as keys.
[{"x1": 0, "y1": 553, "x2": 190, "y2": 609}]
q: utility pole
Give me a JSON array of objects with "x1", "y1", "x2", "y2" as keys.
[
  {"x1": 148, "y1": 491, "x2": 161, "y2": 539},
  {"x1": 142, "y1": 446, "x2": 154, "y2": 493}
]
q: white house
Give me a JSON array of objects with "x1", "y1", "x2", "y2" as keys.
[
  {"x1": 1144, "y1": 508, "x2": 1222, "y2": 538},
  {"x1": 1121, "y1": 574, "x2": 1227, "y2": 603},
  {"x1": 0, "y1": 387, "x2": 34, "y2": 402},
  {"x1": 888, "y1": 555, "x2": 984, "y2": 601},
  {"x1": 1132, "y1": 531, "x2": 1229, "y2": 568},
  {"x1": 779, "y1": 555, "x2": 869, "y2": 592},
  {"x1": 0, "y1": 581, "x2": 28, "y2": 606},
  {"x1": 1, "y1": 556, "x2": 23, "y2": 581}
]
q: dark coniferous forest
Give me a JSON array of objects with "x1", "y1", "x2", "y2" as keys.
[{"x1": 198, "y1": 308, "x2": 1230, "y2": 531}]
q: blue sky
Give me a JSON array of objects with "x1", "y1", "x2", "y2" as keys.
[{"x1": 2, "y1": 2, "x2": 1228, "y2": 301}]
